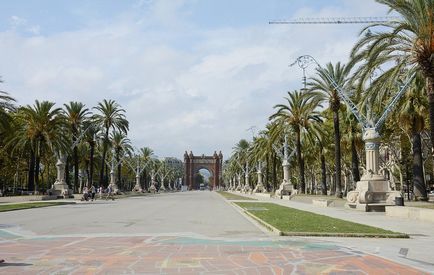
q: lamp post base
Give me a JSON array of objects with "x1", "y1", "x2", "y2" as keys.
[
  {"x1": 253, "y1": 183, "x2": 265, "y2": 193},
  {"x1": 50, "y1": 181, "x2": 73, "y2": 198},
  {"x1": 243, "y1": 184, "x2": 252, "y2": 194},
  {"x1": 346, "y1": 175, "x2": 401, "y2": 212},
  {"x1": 132, "y1": 184, "x2": 143, "y2": 192},
  {"x1": 149, "y1": 184, "x2": 157, "y2": 193},
  {"x1": 275, "y1": 181, "x2": 293, "y2": 197}
]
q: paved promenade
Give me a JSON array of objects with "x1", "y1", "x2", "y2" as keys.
[
  {"x1": 240, "y1": 192, "x2": 434, "y2": 273},
  {"x1": 0, "y1": 191, "x2": 431, "y2": 274}
]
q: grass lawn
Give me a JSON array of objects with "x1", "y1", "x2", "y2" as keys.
[
  {"x1": 236, "y1": 202, "x2": 408, "y2": 238},
  {"x1": 0, "y1": 201, "x2": 75, "y2": 212},
  {"x1": 217, "y1": 191, "x2": 256, "y2": 201}
]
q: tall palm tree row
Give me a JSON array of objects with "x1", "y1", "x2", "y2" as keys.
[
  {"x1": 64, "y1": 102, "x2": 90, "y2": 192},
  {"x1": 225, "y1": 1, "x2": 434, "y2": 199},
  {"x1": 111, "y1": 131, "x2": 132, "y2": 190},
  {"x1": 0, "y1": 91, "x2": 150, "y2": 193},
  {"x1": 270, "y1": 90, "x2": 322, "y2": 194},
  {"x1": 8, "y1": 101, "x2": 68, "y2": 191},
  {"x1": 93, "y1": 99, "x2": 129, "y2": 187},
  {"x1": 307, "y1": 62, "x2": 350, "y2": 197}
]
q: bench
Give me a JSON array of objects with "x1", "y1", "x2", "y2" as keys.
[{"x1": 312, "y1": 199, "x2": 332, "y2": 207}]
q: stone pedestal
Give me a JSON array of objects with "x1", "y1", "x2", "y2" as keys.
[
  {"x1": 243, "y1": 183, "x2": 252, "y2": 193},
  {"x1": 149, "y1": 183, "x2": 157, "y2": 193},
  {"x1": 346, "y1": 175, "x2": 400, "y2": 211},
  {"x1": 275, "y1": 180, "x2": 293, "y2": 197},
  {"x1": 51, "y1": 181, "x2": 71, "y2": 198},
  {"x1": 149, "y1": 174, "x2": 157, "y2": 193},
  {"x1": 109, "y1": 169, "x2": 119, "y2": 194},
  {"x1": 50, "y1": 155, "x2": 73, "y2": 198},
  {"x1": 159, "y1": 176, "x2": 166, "y2": 192},
  {"x1": 346, "y1": 128, "x2": 401, "y2": 212},
  {"x1": 243, "y1": 172, "x2": 251, "y2": 193},
  {"x1": 253, "y1": 171, "x2": 265, "y2": 193},
  {"x1": 275, "y1": 162, "x2": 293, "y2": 196},
  {"x1": 132, "y1": 175, "x2": 143, "y2": 192},
  {"x1": 253, "y1": 184, "x2": 264, "y2": 193},
  {"x1": 235, "y1": 175, "x2": 242, "y2": 191}
]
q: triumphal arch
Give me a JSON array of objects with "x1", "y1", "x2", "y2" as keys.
[{"x1": 184, "y1": 151, "x2": 223, "y2": 190}]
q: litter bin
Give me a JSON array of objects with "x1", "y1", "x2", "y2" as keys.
[{"x1": 395, "y1": 197, "x2": 404, "y2": 206}]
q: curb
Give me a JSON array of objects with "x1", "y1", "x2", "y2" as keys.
[
  {"x1": 230, "y1": 201, "x2": 281, "y2": 236},
  {"x1": 216, "y1": 192, "x2": 278, "y2": 236}
]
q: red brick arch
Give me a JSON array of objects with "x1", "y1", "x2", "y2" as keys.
[{"x1": 184, "y1": 151, "x2": 223, "y2": 190}]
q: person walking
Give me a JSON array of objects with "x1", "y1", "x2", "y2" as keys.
[
  {"x1": 106, "y1": 185, "x2": 114, "y2": 201},
  {"x1": 90, "y1": 185, "x2": 96, "y2": 201}
]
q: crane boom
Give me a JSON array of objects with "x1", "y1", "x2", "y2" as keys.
[{"x1": 269, "y1": 16, "x2": 400, "y2": 25}]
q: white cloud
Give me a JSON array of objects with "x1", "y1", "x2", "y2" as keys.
[{"x1": 0, "y1": 1, "x2": 390, "y2": 159}]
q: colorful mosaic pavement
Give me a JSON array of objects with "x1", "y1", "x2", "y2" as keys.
[{"x1": 0, "y1": 228, "x2": 427, "y2": 274}]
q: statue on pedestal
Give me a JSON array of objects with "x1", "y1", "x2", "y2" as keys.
[
  {"x1": 50, "y1": 152, "x2": 73, "y2": 198},
  {"x1": 253, "y1": 162, "x2": 266, "y2": 193},
  {"x1": 275, "y1": 135, "x2": 295, "y2": 197}
]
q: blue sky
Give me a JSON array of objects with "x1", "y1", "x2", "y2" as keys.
[{"x1": 0, "y1": 0, "x2": 390, "y2": 159}]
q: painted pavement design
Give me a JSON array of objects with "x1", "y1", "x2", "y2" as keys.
[{"x1": 0, "y1": 228, "x2": 427, "y2": 275}]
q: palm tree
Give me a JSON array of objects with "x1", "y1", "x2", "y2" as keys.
[
  {"x1": 111, "y1": 131, "x2": 132, "y2": 190},
  {"x1": 93, "y1": 99, "x2": 129, "y2": 186},
  {"x1": 397, "y1": 75, "x2": 428, "y2": 200},
  {"x1": 0, "y1": 80, "x2": 15, "y2": 133},
  {"x1": 351, "y1": 0, "x2": 434, "y2": 157},
  {"x1": 305, "y1": 117, "x2": 331, "y2": 195},
  {"x1": 64, "y1": 102, "x2": 90, "y2": 192},
  {"x1": 9, "y1": 101, "x2": 67, "y2": 192},
  {"x1": 342, "y1": 111, "x2": 362, "y2": 185},
  {"x1": 270, "y1": 90, "x2": 322, "y2": 194},
  {"x1": 308, "y1": 62, "x2": 350, "y2": 198},
  {"x1": 233, "y1": 139, "x2": 250, "y2": 178},
  {"x1": 82, "y1": 119, "x2": 99, "y2": 188},
  {"x1": 140, "y1": 147, "x2": 154, "y2": 190}
]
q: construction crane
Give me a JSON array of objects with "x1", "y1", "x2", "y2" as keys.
[{"x1": 269, "y1": 16, "x2": 400, "y2": 25}]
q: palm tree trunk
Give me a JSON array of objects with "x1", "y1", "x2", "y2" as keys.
[
  {"x1": 28, "y1": 149, "x2": 35, "y2": 192},
  {"x1": 65, "y1": 156, "x2": 70, "y2": 189},
  {"x1": 89, "y1": 142, "x2": 95, "y2": 187},
  {"x1": 427, "y1": 76, "x2": 434, "y2": 187},
  {"x1": 351, "y1": 127, "x2": 360, "y2": 183},
  {"x1": 412, "y1": 129, "x2": 427, "y2": 200},
  {"x1": 144, "y1": 170, "x2": 147, "y2": 190},
  {"x1": 35, "y1": 154, "x2": 40, "y2": 193},
  {"x1": 321, "y1": 152, "x2": 327, "y2": 195},
  {"x1": 296, "y1": 130, "x2": 305, "y2": 193},
  {"x1": 264, "y1": 156, "x2": 268, "y2": 192},
  {"x1": 117, "y1": 159, "x2": 122, "y2": 190},
  {"x1": 272, "y1": 152, "x2": 277, "y2": 191},
  {"x1": 99, "y1": 128, "x2": 109, "y2": 186},
  {"x1": 333, "y1": 108, "x2": 342, "y2": 198},
  {"x1": 73, "y1": 144, "x2": 79, "y2": 193}
]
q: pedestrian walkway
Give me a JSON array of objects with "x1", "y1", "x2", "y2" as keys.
[
  {"x1": 0, "y1": 191, "x2": 431, "y2": 274},
  {"x1": 234, "y1": 191, "x2": 434, "y2": 272}
]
